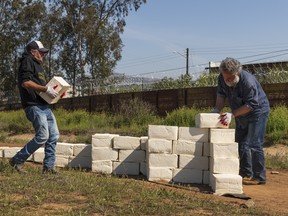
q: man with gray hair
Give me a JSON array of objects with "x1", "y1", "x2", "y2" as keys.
[{"x1": 212, "y1": 57, "x2": 270, "y2": 185}]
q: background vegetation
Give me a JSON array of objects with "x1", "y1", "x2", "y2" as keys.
[
  {"x1": 1, "y1": 99, "x2": 287, "y2": 146},
  {"x1": 0, "y1": 0, "x2": 147, "y2": 100},
  {"x1": 0, "y1": 101, "x2": 287, "y2": 215}
]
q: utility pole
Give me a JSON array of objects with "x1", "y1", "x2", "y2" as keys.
[
  {"x1": 173, "y1": 48, "x2": 189, "y2": 75},
  {"x1": 186, "y1": 48, "x2": 189, "y2": 75}
]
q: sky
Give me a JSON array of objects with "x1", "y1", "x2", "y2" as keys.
[{"x1": 114, "y1": 0, "x2": 288, "y2": 80}]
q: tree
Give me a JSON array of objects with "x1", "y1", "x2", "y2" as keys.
[
  {"x1": 0, "y1": 0, "x2": 147, "y2": 100},
  {"x1": 51, "y1": 0, "x2": 147, "y2": 95},
  {"x1": 0, "y1": 0, "x2": 46, "y2": 101}
]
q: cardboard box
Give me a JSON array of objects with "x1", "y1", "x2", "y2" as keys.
[{"x1": 39, "y1": 76, "x2": 70, "y2": 104}]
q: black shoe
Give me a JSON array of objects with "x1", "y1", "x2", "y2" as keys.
[
  {"x1": 9, "y1": 158, "x2": 28, "y2": 174},
  {"x1": 42, "y1": 168, "x2": 58, "y2": 174}
]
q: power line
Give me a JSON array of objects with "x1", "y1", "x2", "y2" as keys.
[{"x1": 116, "y1": 45, "x2": 288, "y2": 78}]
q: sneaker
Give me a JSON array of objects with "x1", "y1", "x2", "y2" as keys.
[
  {"x1": 42, "y1": 168, "x2": 58, "y2": 174},
  {"x1": 9, "y1": 158, "x2": 28, "y2": 174}
]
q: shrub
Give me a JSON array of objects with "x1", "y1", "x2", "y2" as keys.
[
  {"x1": 266, "y1": 105, "x2": 288, "y2": 144},
  {"x1": 163, "y1": 106, "x2": 210, "y2": 127}
]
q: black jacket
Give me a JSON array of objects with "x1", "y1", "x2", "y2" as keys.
[{"x1": 18, "y1": 51, "x2": 48, "y2": 108}]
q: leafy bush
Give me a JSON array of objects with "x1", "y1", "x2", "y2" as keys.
[
  {"x1": 163, "y1": 107, "x2": 203, "y2": 127},
  {"x1": 266, "y1": 105, "x2": 288, "y2": 144}
]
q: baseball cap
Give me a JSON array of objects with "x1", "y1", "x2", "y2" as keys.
[{"x1": 26, "y1": 40, "x2": 49, "y2": 53}]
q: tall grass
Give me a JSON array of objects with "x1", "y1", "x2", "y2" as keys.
[
  {"x1": 0, "y1": 102, "x2": 288, "y2": 145},
  {"x1": 266, "y1": 105, "x2": 288, "y2": 144}
]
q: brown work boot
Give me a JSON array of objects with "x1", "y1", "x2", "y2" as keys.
[
  {"x1": 243, "y1": 177, "x2": 266, "y2": 185},
  {"x1": 9, "y1": 158, "x2": 28, "y2": 174}
]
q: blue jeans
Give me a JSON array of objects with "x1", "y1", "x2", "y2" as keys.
[
  {"x1": 13, "y1": 105, "x2": 59, "y2": 169},
  {"x1": 236, "y1": 111, "x2": 269, "y2": 182}
]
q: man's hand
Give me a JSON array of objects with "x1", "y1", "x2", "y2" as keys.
[
  {"x1": 219, "y1": 112, "x2": 233, "y2": 126},
  {"x1": 46, "y1": 86, "x2": 59, "y2": 98}
]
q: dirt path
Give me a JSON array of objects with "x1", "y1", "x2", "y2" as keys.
[{"x1": 243, "y1": 170, "x2": 288, "y2": 215}]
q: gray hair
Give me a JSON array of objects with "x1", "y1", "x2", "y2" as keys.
[{"x1": 219, "y1": 57, "x2": 242, "y2": 74}]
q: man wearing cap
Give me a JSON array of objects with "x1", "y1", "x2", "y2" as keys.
[{"x1": 9, "y1": 40, "x2": 59, "y2": 174}]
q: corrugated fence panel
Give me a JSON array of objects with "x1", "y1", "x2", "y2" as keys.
[
  {"x1": 1, "y1": 83, "x2": 288, "y2": 114},
  {"x1": 185, "y1": 86, "x2": 217, "y2": 108},
  {"x1": 136, "y1": 91, "x2": 158, "y2": 108},
  {"x1": 157, "y1": 89, "x2": 179, "y2": 115},
  {"x1": 90, "y1": 94, "x2": 111, "y2": 112},
  {"x1": 110, "y1": 93, "x2": 134, "y2": 111},
  {"x1": 262, "y1": 83, "x2": 288, "y2": 107}
]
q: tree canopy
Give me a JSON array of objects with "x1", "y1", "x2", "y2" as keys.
[{"x1": 0, "y1": 0, "x2": 147, "y2": 99}]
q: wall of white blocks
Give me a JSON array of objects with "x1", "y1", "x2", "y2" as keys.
[{"x1": 0, "y1": 113, "x2": 243, "y2": 195}]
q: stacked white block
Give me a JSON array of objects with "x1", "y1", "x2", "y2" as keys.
[
  {"x1": 173, "y1": 127, "x2": 210, "y2": 184},
  {"x1": 55, "y1": 142, "x2": 74, "y2": 167},
  {"x1": 195, "y1": 113, "x2": 229, "y2": 129},
  {"x1": 69, "y1": 143, "x2": 92, "y2": 169},
  {"x1": 208, "y1": 128, "x2": 243, "y2": 195},
  {"x1": 3, "y1": 147, "x2": 22, "y2": 158},
  {"x1": 91, "y1": 134, "x2": 145, "y2": 176},
  {"x1": 147, "y1": 125, "x2": 178, "y2": 182},
  {"x1": 140, "y1": 136, "x2": 148, "y2": 176},
  {"x1": 113, "y1": 136, "x2": 145, "y2": 175},
  {"x1": 91, "y1": 133, "x2": 119, "y2": 174}
]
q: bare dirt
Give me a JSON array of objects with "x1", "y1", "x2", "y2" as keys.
[{"x1": 1, "y1": 134, "x2": 288, "y2": 215}]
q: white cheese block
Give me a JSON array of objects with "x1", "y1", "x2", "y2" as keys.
[
  {"x1": 210, "y1": 142, "x2": 239, "y2": 158},
  {"x1": 3, "y1": 147, "x2": 21, "y2": 158},
  {"x1": 195, "y1": 113, "x2": 229, "y2": 128},
  {"x1": 210, "y1": 129, "x2": 235, "y2": 143},
  {"x1": 148, "y1": 153, "x2": 178, "y2": 168},
  {"x1": 173, "y1": 140, "x2": 203, "y2": 156},
  {"x1": 91, "y1": 147, "x2": 118, "y2": 161},
  {"x1": 73, "y1": 144, "x2": 91, "y2": 157},
  {"x1": 56, "y1": 143, "x2": 74, "y2": 156},
  {"x1": 210, "y1": 173, "x2": 243, "y2": 195},
  {"x1": 113, "y1": 136, "x2": 140, "y2": 150},
  {"x1": 39, "y1": 76, "x2": 70, "y2": 104},
  {"x1": 148, "y1": 139, "x2": 173, "y2": 153},
  {"x1": 178, "y1": 127, "x2": 209, "y2": 142},
  {"x1": 92, "y1": 160, "x2": 113, "y2": 174},
  {"x1": 92, "y1": 133, "x2": 119, "y2": 148},
  {"x1": 147, "y1": 167, "x2": 173, "y2": 182},
  {"x1": 210, "y1": 157, "x2": 239, "y2": 174},
  {"x1": 148, "y1": 125, "x2": 178, "y2": 140}
]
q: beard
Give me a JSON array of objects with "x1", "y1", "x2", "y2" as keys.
[{"x1": 225, "y1": 75, "x2": 240, "y2": 87}]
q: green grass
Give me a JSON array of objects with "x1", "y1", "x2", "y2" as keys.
[
  {"x1": 1, "y1": 103, "x2": 288, "y2": 145},
  {"x1": 0, "y1": 159, "x2": 263, "y2": 216},
  {"x1": 266, "y1": 153, "x2": 288, "y2": 170}
]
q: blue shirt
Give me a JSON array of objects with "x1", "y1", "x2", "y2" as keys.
[{"x1": 217, "y1": 70, "x2": 270, "y2": 127}]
